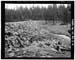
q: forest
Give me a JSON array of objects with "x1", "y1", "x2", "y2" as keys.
[{"x1": 5, "y1": 4, "x2": 71, "y2": 24}]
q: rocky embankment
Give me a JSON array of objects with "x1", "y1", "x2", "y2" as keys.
[{"x1": 5, "y1": 21, "x2": 71, "y2": 57}]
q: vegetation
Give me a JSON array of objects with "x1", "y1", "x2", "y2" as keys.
[{"x1": 5, "y1": 4, "x2": 71, "y2": 24}]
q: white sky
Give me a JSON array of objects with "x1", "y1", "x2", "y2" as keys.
[{"x1": 5, "y1": 4, "x2": 68, "y2": 9}]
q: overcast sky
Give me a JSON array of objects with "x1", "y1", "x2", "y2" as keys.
[{"x1": 5, "y1": 4, "x2": 69, "y2": 9}]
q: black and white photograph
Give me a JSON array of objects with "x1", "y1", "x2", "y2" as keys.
[{"x1": 1, "y1": 1, "x2": 74, "y2": 59}]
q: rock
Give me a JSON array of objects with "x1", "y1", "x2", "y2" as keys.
[
  {"x1": 39, "y1": 50, "x2": 49, "y2": 55},
  {"x1": 8, "y1": 52, "x2": 15, "y2": 57},
  {"x1": 54, "y1": 34, "x2": 70, "y2": 46},
  {"x1": 57, "y1": 35, "x2": 70, "y2": 41},
  {"x1": 51, "y1": 48, "x2": 57, "y2": 52}
]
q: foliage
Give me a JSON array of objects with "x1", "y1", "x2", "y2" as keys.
[{"x1": 5, "y1": 4, "x2": 71, "y2": 24}]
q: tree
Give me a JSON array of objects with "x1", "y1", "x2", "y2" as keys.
[
  {"x1": 5, "y1": 4, "x2": 71, "y2": 24},
  {"x1": 52, "y1": 4, "x2": 58, "y2": 24}
]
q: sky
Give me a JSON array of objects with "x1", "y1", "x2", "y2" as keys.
[{"x1": 5, "y1": 4, "x2": 69, "y2": 10}]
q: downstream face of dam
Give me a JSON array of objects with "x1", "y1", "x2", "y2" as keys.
[{"x1": 5, "y1": 20, "x2": 71, "y2": 58}]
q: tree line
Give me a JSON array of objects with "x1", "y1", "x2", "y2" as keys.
[{"x1": 5, "y1": 4, "x2": 71, "y2": 24}]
